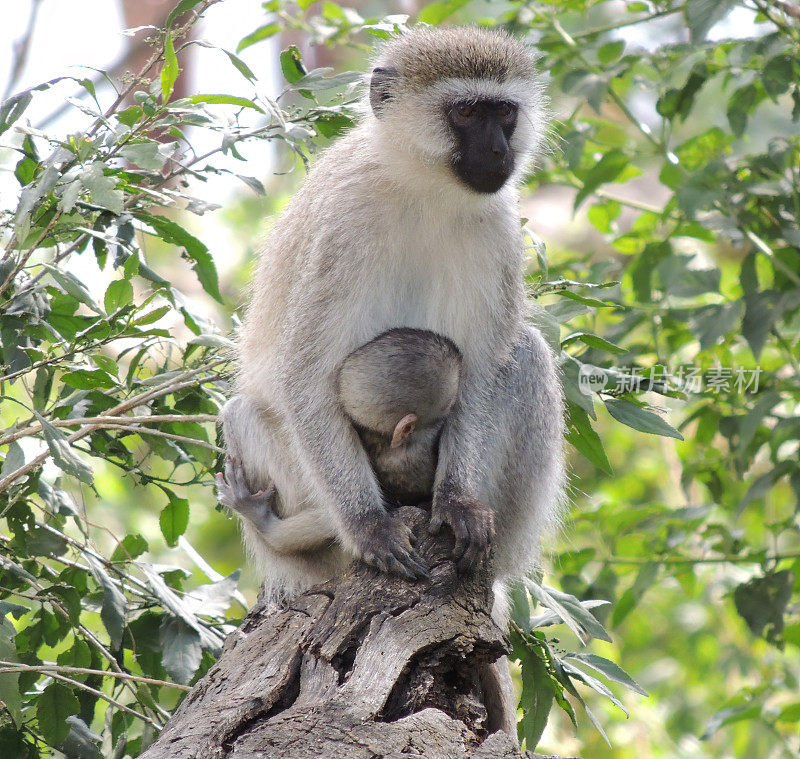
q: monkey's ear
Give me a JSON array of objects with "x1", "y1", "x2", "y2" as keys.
[{"x1": 369, "y1": 67, "x2": 399, "y2": 118}]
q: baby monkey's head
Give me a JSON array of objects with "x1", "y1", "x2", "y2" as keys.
[{"x1": 337, "y1": 328, "x2": 462, "y2": 444}]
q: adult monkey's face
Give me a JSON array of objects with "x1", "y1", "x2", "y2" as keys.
[{"x1": 446, "y1": 99, "x2": 518, "y2": 194}]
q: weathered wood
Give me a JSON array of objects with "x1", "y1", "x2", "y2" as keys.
[{"x1": 141, "y1": 506, "x2": 572, "y2": 759}]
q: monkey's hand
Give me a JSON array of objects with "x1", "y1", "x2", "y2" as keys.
[
  {"x1": 429, "y1": 493, "x2": 495, "y2": 572},
  {"x1": 216, "y1": 456, "x2": 279, "y2": 534},
  {"x1": 357, "y1": 512, "x2": 428, "y2": 580}
]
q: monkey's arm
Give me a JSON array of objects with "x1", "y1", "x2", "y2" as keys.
[
  {"x1": 433, "y1": 326, "x2": 564, "y2": 572},
  {"x1": 429, "y1": 364, "x2": 498, "y2": 572}
]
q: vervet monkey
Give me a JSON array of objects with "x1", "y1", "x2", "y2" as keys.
[{"x1": 218, "y1": 25, "x2": 565, "y2": 736}]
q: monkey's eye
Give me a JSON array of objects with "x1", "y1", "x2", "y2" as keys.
[
  {"x1": 496, "y1": 102, "x2": 518, "y2": 124},
  {"x1": 451, "y1": 102, "x2": 476, "y2": 125}
]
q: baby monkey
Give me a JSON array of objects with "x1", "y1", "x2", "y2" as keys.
[
  {"x1": 218, "y1": 328, "x2": 462, "y2": 548},
  {"x1": 338, "y1": 327, "x2": 462, "y2": 505}
]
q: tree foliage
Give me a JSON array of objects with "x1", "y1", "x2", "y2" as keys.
[{"x1": 0, "y1": 1, "x2": 798, "y2": 757}]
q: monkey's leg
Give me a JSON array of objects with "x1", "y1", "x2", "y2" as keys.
[{"x1": 219, "y1": 396, "x2": 339, "y2": 555}]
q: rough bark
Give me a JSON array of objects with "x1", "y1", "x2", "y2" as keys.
[{"x1": 141, "y1": 506, "x2": 570, "y2": 759}]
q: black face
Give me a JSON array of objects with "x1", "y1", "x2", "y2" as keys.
[{"x1": 447, "y1": 99, "x2": 518, "y2": 194}]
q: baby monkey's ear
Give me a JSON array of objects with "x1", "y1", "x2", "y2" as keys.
[
  {"x1": 391, "y1": 413, "x2": 418, "y2": 448},
  {"x1": 370, "y1": 67, "x2": 399, "y2": 118}
]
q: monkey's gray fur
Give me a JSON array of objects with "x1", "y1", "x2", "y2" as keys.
[{"x1": 218, "y1": 25, "x2": 566, "y2": 739}]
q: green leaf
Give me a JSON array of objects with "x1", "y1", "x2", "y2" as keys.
[
  {"x1": 564, "y1": 653, "x2": 648, "y2": 696},
  {"x1": 762, "y1": 55, "x2": 794, "y2": 99},
  {"x1": 110, "y1": 533, "x2": 149, "y2": 562},
  {"x1": 417, "y1": 0, "x2": 470, "y2": 25},
  {"x1": 279, "y1": 46, "x2": 306, "y2": 84},
  {"x1": 562, "y1": 332, "x2": 625, "y2": 355},
  {"x1": 237, "y1": 23, "x2": 281, "y2": 53},
  {"x1": 604, "y1": 398, "x2": 683, "y2": 440},
  {"x1": 561, "y1": 69, "x2": 608, "y2": 113},
  {"x1": 726, "y1": 83, "x2": 759, "y2": 137},
  {"x1": 104, "y1": 279, "x2": 133, "y2": 312},
  {"x1": 519, "y1": 648, "x2": 553, "y2": 750},
  {"x1": 223, "y1": 50, "x2": 257, "y2": 81},
  {"x1": 86, "y1": 556, "x2": 126, "y2": 650},
  {"x1": 119, "y1": 142, "x2": 166, "y2": 172},
  {"x1": 675, "y1": 127, "x2": 728, "y2": 171},
  {"x1": 160, "y1": 32, "x2": 180, "y2": 102},
  {"x1": 0, "y1": 617, "x2": 22, "y2": 726},
  {"x1": 566, "y1": 404, "x2": 612, "y2": 474},
  {"x1": 612, "y1": 562, "x2": 659, "y2": 626},
  {"x1": 685, "y1": 0, "x2": 734, "y2": 43},
  {"x1": 733, "y1": 570, "x2": 792, "y2": 644},
  {"x1": 37, "y1": 683, "x2": 80, "y2": 746},
  {"x1": 46, "y1": 265, "x2": 104, "y2": 314},
  {"x1": 189, "y1": 94, "x2": 264, "y2": 113},
  {"x1": 777, "y1": 702, "x2": 800, "y2": 724},
  {"x1": 82, "y1": 161, "x2": 123, "y2": 215},
  {"x1": 166, "y1": 0, "x2": 204, "y2": 28},
  {"x1": 133, "y1": 305, "x2": 170, "y2": 325},
  {"x1": 597, "y1": 40, "x2": 624, "y2": 64},
  {"x1": 702, "y1": 703, "x2": 761, "y2": 740},
  {"x1": 159, "y1": 617, "x2": 203, "y2": 684},
  {"x1": 574, "y1": 149, "x2": 630, "y2": 210},
  {"x1": 0, "y1": 91, "x2": 33, "y2": 137},
  {"x1": 0, "y1": 441, "x2": 25, "y2": 480},
  {"x1": 160, "y1": 494, "x2": 190, "y2": 547},
  {"x1": 60, "y1": 716, "x2": 101, "y2": 759},
  {"x1": 525, "y1": 579, "x2": 612, "y2": 643},
  {"x1": 560, "y1": 659, "x2": 627, "y2": 715},
  {"x1": 587, "y1": 199, "x2": 621, "y2": 233},
  {"x1": 542, "y1": 585, "x2": 612, "y2": 643},
  {"x1": 656, "y1": 64, "x2": 708, "y2": 120},
  {"x1": 509, "y1": 580, "x2": 532, "y2": 632},
  {"x1": 33, "y1": 412, "x2": 94, "y2": 483},
  {"x1": 62, "y1": 370, "x2": 117, "y2": 390},
  {"x1": 139, "y1": 212, "x2": 222, "y2": 302}
]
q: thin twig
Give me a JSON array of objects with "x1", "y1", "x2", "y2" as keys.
[
  {"x1": 0, "y1": 661, "x2": 190, "y2": 691},
  {"x1": 0, "y1": 413, "x2": 217, "y2": 447},
  {"x1": 0, "y1": 666, "x2": 162, "y2": 727},
  {"x1": 2, "y1": 0, "x2": 44, "y2": 100},
  {"x1": 98, "y1": 424, "x2": 223, "y2": 453},
  {"x1": 603, "y1": 551, "x2": 800, "y2": 566}
]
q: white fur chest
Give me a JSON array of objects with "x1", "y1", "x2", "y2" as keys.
[{"x1": 351, "y1": 199, "x2": 516, "y2": 361}]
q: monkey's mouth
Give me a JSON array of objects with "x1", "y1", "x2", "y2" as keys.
[{"x1": 452, "y1": 157, "x2": 514, "y2": 194}]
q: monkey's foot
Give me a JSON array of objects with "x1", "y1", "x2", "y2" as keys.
[
  {"x1": 429, "y1": 493, "x2": 495, "y2": 573},
  {"x1": 355, "y1": 512, "x2": 429, "y2": 581},
  {"x1": 216, "y1": 456, "x2": 278, "y2": 533}
]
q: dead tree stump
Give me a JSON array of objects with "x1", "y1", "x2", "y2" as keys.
[{"x1": 141, "y1": 506, "x2": 565, "y2": 759}]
